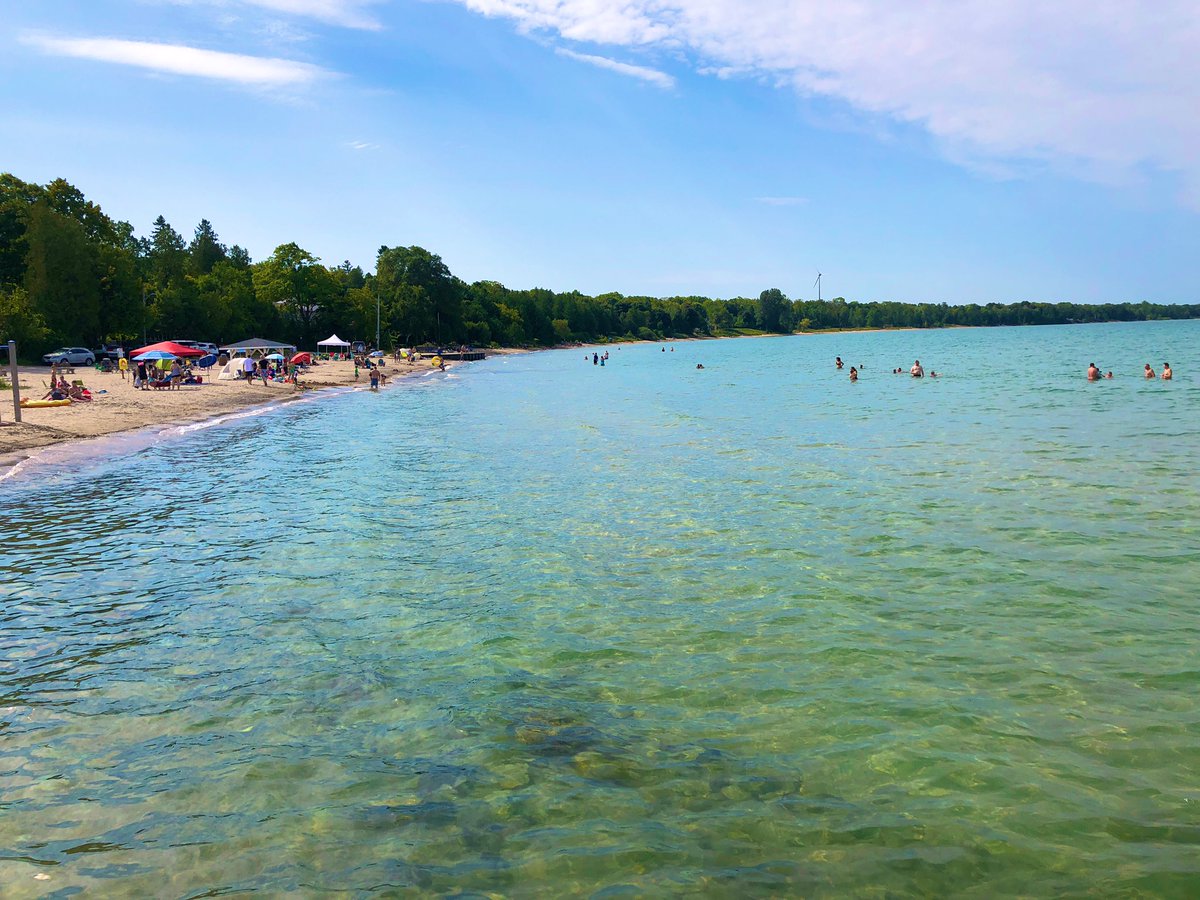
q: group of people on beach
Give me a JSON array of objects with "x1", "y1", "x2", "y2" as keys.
[
  {"x1": 41, "y1": 374, "x2": 92, "y2": 402},
  {"x1": 1088, "y1": 362, "x2": 1172, "y2": 381},
  {"x1": 132, "y1": 358, "x2": 203, "y2": 390}
]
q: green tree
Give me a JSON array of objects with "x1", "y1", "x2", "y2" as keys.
[
  {"x1": 22, "y1": 202, "x2": 100, "y2": 347},
  {"x1": 188, "y1": 219, "x2": 227, "y2": 276},
  {"x1": 758, "y1": 288, "x2": 790, "y2": 333},
  {"x1": 148, "y1": 215, "x2": 187, "y2": 287},
  {"x1": 253, "y1": 243, "x2": 335, "y2": 345}
]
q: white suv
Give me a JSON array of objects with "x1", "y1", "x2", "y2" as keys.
[
  {"x1": 173, "y1": 340, "x2": 219, "y2": 357},
  {"x1": 43, "y1": 347, "x2": 95, "y2": 366}
]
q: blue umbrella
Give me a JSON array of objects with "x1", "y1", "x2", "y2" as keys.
[{"x1": 132, "y1": 351, "x2": 178, "y2": 361}]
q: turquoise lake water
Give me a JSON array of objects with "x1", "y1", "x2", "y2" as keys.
[{"x1": 2, "y1": 321, "x2": 1198, "y2": 896}]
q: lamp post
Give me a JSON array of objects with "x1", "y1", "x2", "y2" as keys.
[{"x1": 375, "y1": 292, "x2": 380, "y2": 350}]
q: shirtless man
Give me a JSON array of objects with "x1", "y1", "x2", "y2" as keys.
[
  {"x1": 910, "y1": 360, "x2": 924, "y2": 377},
  {"x1": 1162, "y1": 362, "x2": 1172, "y2": 380},
  {"x1": 1087, "y1": 362, "x2": 1100, "y2": 381},
  {"x1": 1145, "y1": 364, "x2": 1156, "y2": 379}
]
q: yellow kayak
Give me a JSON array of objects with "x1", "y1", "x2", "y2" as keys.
[{"x1": 21, "y1": 398, "x2": 72, "y2": 408}]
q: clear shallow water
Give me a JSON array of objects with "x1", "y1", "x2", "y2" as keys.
[{"x1": 2, "y1": 321, "x2": 1198, "y2": 897}]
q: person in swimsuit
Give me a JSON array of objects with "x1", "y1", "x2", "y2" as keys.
[
  {"x1": 848, "y1": 366, "x2": 858, "y2": 382},
  {"x1": 1087, "y1": 362, "x2": 1100, "y2": 381},
  {"x1": 836, "y1": 357, "x2": 844, "y2": 369},
  {"x1": 910, "y1": 360, "x2": 924, "y2": 377},
  {"x1": 1162, "y1": 362, "x2": 1172, "y2": 380},
  {"x1": 1144, "y1": 364, "x2": 1155, "y2": 378}
]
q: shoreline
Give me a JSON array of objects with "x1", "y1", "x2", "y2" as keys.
[{"x1": 0, "y1": 356, "x2": 466, "y2": 476}]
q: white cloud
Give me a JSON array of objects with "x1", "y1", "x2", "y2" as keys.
[
  {"x1": 163, "y1": 0, "x2": 383, "y2": 30},
  {"x1": 231, "y1": 0, "x2": 383, "y2": 30},
  {"x1": 756, "y1": 196, "x2": 808, "y2": 207},
  {"x1": 555, "y1": 48, "x2": 674, "y2": 88},
  {"x1": 24, "y1": 34, "x2": 329, "y2": 86},
  {"x1": 455, "y1": 0, "x2": 1200, "y2": 204},
  {"x1": 345, "y1": 139, "x2": 380, "y2": 150}
]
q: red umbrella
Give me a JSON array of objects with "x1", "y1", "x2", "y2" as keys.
[
  {"x1": 289, "y1": 352, "x2": 312, "y2": 365},
  {"x1": 129, "y1": 341, "x2": 208, "y2": 358}
]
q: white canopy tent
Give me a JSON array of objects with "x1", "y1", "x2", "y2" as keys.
[
  {"x1": 317, "y1": 334, "x2": 351, "y2": 349},
  {"x1": 219, "y1": 338, "x2": 296, "y2": 358}
]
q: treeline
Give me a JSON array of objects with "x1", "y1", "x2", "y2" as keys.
[{"x1": 2, "y1": 174, "x2": 1197, "y2": 357}]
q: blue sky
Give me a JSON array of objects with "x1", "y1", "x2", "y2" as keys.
[{"x1": 3, "y1": 0, "x2": 1197, "y2": 304}]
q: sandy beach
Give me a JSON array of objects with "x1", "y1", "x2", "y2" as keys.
[{"x1": 0, "y1": 356, "x2": 454, "y2": 467}]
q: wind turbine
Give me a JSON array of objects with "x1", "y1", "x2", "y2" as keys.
[{"x1": 814, "y1": 272, "x2": 822, "y2": 303}]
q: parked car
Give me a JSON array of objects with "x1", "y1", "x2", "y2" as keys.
[
  {"x1": 42, "y1": 347, "x2": 95, "y2": 366},
  {"x1": 94, "y1": 343, "x2": 126, "y2": 361},
  {"x1": 171, "y1": 340, "x2": 220, "y2": 357}
]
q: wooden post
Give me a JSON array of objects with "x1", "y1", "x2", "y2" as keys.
[{"x1": 7, "y1": 341, "x2": 20, "y2": 423}]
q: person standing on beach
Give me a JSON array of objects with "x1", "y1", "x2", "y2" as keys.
[
  {"x1": 118, "y1": 356, "x2": 128, "y2": 381},
  {"x1": 369, "y1": 367, "x2": 380, "y2": 390},
  {"x1": 1162, "y1": 362, "x2": 1172, "y2": 380},
  {"x1": 1087, "y1": 362, "x2": 1100, "y2": 381},
  {"x1": 135, "y1": 360, "x2": 147, "y2": 389}
]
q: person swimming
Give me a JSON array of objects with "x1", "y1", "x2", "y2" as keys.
[{"x1": 696, "y1": 363, "x2": 704, "y2": 369}]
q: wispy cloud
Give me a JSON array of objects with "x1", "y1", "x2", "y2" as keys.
[
  {"x1": 232, "y1": 0, "x2": 383, "y2": 30},
  {"x1": 345, "y1": 140, "x2": 380, "y2": 150},
  {"x1": 457, "y1": 0, "x2": 1200, "y2": 205},
  {"x1": 555, "y1": 48, "x2": 674, "y2": 89},
  {"x1": 756, "y1": 196, "x2": 808, "y2": 207},
  {"x1": 23, "y1": 34, "x2": 329, "y2": 86}
]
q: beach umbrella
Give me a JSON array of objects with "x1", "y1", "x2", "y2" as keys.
[
  {"x1": 130, "y1": 340, "x2": 207, "y2": 358},
  {"x1": 289, "y1": 352, "x2": 312, "y2": 365},
  {"x1": 369, "y1": 350, "x2": 384, "y2": 357},
  {"x1": 265, "y1": 353, "x2": 285, "y2": 360},
  {"x1": 132, "y1": 350, "x2": 178, "y2": 361}
]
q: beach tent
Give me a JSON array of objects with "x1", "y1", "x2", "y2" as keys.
[
  {"x1": 219, "y1": 338, "x2": 297, "y2": 358},
  {"x1": 317, "y1": 334, "x2": 351, "y2": 349},
  {"x1": 130, "y1": 340, "x2": 207, "y2": 358},
  {"x1": 216, "y1": 358, "x2": 243, "y2": 380}
]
